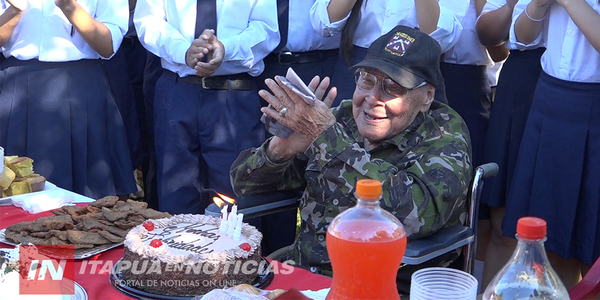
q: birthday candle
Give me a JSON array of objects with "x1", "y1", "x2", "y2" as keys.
[
  {"x1": 226, "y1": 205, "x2": 238, "y2": 237},
  {"x1": 219, "y1": 205, "x2": 229, "y2": 233},
  {"x1": 233, "y1": 213, "x2": 244, "y2": 241}
]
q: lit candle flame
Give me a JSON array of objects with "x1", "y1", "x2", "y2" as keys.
[{"x1": 212, "y1": 193, "x2": 235, "y2": 208}]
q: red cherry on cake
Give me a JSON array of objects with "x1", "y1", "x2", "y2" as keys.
[
  {"x1": 143, "y1": 221, "x2": 155, "y2": 231},
  {"x1": 239, "y1": 243, "x2": 251, "y2": 251},
  {"x1": 150, "y1": 239, "x2": 163, "y2": 248}
]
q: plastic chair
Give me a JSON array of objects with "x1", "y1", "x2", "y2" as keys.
[
  {"x1": 569, "y1": 255, "x2": 600, "y2": 300},
  {"x1": 212, "y1": 163, "x2": 499, "y2": 274}
]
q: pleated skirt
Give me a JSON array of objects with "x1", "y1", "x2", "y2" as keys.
[
  {"x1": 503, "y1": 71, "x2": 600, "y2": 264},
  {"x1": 481, "y1": 48, "x2": 545, "y2": 208},
  {"x1": 0, "y1": 58, "x2": 137, "y2": 199}
]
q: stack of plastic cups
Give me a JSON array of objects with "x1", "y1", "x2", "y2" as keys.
[{"x1": 410, "y1": 267, "x2": 478, "y2": 300}]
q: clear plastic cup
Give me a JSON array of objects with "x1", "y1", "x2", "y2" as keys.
[
  {"x1": 410, "y1": 267, "x2": 478, "y2": 300},
  {"x1": 0, "y1": 146, "x2": 4, "y2": 173}
]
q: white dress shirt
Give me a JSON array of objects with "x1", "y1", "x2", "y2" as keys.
[
  {"x1": 284, "y1": 0, "x2": 340, "y2": 52},
  {"x1": 134, "y1": 0, "x2": 279, "y2": 77},
  {"x1": 310, "y1": 0, "x2": 468, "y2": 53},
  {"x1": 510, "y1": 0, "x2": 600, "y2": 83},
  {"x1": 0, "y1": 0, "x2": 128, "y2": 61},
  {"x1": 444, "y1": 0, "x2": 493, "y2": 66}
]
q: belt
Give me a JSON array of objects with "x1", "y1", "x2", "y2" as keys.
[
  {"x1": 163, "y1": 70, "x2": 256, "y2": 90},
  {"x1": 267, "y1": 49, "x2": 339, "y2": 65}
]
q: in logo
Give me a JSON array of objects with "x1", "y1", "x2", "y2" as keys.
[{"x1": 18, "y1": 245, "x2": 75, "y2": 295}]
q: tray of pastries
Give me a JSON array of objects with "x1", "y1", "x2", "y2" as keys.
[{"x1": 0, "y1": 196, "x2": 171, "y2": 259}]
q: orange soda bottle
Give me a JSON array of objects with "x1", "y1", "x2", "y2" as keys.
[{"x1": 325, "y1": 179, "x2": 407, "y2": 300}]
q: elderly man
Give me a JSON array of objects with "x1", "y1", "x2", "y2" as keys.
[{"x1": 230, "y1": 25, "x2": 472, "y2": 294}]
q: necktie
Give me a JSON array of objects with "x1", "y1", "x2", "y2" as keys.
[
  {"x1": 274, "y1": 0, "x2": 289, "y2": 52},
  {"x1": 195, "y1": 0, "x2": 218, "y2": 39}
]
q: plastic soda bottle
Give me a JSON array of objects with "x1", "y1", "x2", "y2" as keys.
[
  {"x1": 325, "y1": 179, "x2": 407, "y2": 300},
  {"x1": 482, "y1": 216, "x2": 569, "y2": 299}
]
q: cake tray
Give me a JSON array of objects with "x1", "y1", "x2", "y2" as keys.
[
  {"x1": 0, "y1": 228, "x2": 123, "y2": 259},
  {"x1": 109, "y1": 257, "x2": 274, "y2": 300}
]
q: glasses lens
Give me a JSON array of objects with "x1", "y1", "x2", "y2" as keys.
[
  {"x1": 356, "y1": 71, "x2": 376, "y2": 90},
  {"x1": 383, "y1": 79, "x2": 409, "y2": 97},
  {"x1": 355, "y1": 69, "x2": 411, "y2": 98}
]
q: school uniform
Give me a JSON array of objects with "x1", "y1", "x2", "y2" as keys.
[
  {"x1": 134, "y1": 0, "x2": 279, "y2": 214},
  {"x1": 258, "y1": 0, "x2": 340, "y2": 99},
  {"x1": 479, "y1": 0, "x2": 545, "y2": 212},
  {"x1": 311, "y1": 0, "x2": 469, "y2": 104},
  {"x1": 441, "y1": 0, "x2": 493, "y2": 169},
  {"x1": 0, "y1": 0, "x2": 137, "y2": 199},
  {"x1": 503, "y1": 0, "x2": 600, "y2": 265}
]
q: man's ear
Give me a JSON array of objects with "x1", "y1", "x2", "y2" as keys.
[{"x1": 419, "y1": 85, "x2": 435, "y2": 112}]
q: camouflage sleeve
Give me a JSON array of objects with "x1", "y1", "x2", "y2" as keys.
[
  {"x1": 230, "y1": 137, "x2": 307, "y2": 197},
  {"x1": 304, "y1": 112, "x2": 472, "y2": 240}
]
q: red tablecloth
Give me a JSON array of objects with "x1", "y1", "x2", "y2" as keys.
[{"x1": 0, "y1": 204, "x2": 331, "y2": 299}]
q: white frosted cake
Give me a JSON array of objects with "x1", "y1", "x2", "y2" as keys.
[{"x1": 120, "y1": 214, "x2": 263, "y2": 296}]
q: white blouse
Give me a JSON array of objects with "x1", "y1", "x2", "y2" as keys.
[
  {"x1": 0, "y1": 0, "x2": 128, "y2": 61},
  {"x1": 510, "y1": 0, "x2": 600, "y2": 82}
]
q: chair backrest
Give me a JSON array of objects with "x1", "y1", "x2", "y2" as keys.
[
  {"x1": 463, "y1": 162, "x2": 499, "y2": 274},
  {"x1": 569, "y1": 255, "x2": 600, "y2": 300},
  {"x1": 401, "y1": 162, "x2": 498, "y2": 270}
]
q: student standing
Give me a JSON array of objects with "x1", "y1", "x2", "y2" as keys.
[
  {"x1": 134, "y1": 0, "x2": 279, "y2": 214},
  {"x1": 504, "y1": 0, "x2": 600, "y2": 288},
  {"x1": 0, "y1": 0, "x2": 137, "y2": 199}
]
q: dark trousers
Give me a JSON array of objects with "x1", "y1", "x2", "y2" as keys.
[
  {"x1": 441, "y1": 63, "x2": 491, "y2": 168},
  {"x1": 153, "y1": 72, "x2": 265, "y2": 214},
  {"x1": 141, "y1": 53, "x2": 163, "y2": 210}
]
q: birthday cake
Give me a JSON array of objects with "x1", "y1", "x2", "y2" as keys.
[{"x1": 120, "y1": 214, "x2": 263, "y2": 297}]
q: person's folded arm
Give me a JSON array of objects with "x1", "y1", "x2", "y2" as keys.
[
  {"x1": 0, "y1": 2, "x2": 25, "y2": 47},
  {"x1": 476, "y1": 0, "x2": 518, "y2": 46},
  {"x1": 134, "y1": 0, "x2": 194, "y2": 66}
]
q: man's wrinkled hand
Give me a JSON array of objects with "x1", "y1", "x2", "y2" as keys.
[{"x1": 260, "y1": 75, "x2": 337, "y2": 159}]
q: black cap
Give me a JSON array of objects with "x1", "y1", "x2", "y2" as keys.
[{"x1": 351, "y1": 25, "x2": 442, "y2": 89}]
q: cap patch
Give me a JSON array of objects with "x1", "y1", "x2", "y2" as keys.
[{"x1": 385, "y1": 32, "x2": 415, "y2": 57}]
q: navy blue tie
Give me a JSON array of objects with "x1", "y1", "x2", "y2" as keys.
[
  {"x1": 274, "y1": 0, "x2": 289, "y2": 52},
  {"x1": 195, "y1": 0, "x2": 217, "y2": 39}
]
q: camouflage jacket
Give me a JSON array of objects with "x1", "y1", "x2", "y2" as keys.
[{"x1": 230, "y1": 100, "x2": 472, "y2": 274}]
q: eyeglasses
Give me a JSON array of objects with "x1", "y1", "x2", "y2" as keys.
[{"x1": 354, "y1": 69, "x2": 426, "y2": 98}]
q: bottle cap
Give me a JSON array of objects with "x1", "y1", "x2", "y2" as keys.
[
  {"x1": 517, "y1": 217, "x2": 547, "y2": 240},
  {"x1": 356, "y1": 179, "x2": 382, "y2": 200}
]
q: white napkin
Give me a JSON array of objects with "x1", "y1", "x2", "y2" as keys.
[
  {"x1": 301, "y1": 288, "x2": 330, "y2": 299},
  {"x1": 12, "y1": 188, "x2": 75, "y2": 214}
]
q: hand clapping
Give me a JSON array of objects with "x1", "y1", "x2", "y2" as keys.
[{"x1": 185, "y1": 29, "x2": 224, "y2": 77}]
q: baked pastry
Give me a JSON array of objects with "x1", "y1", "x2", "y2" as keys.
[
  {"x1": 6, "y1": 156, "x2": 34, "y2": 178},
  {"x1": 0, "y1": 166, "x2": 15, "y2": 190}
]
